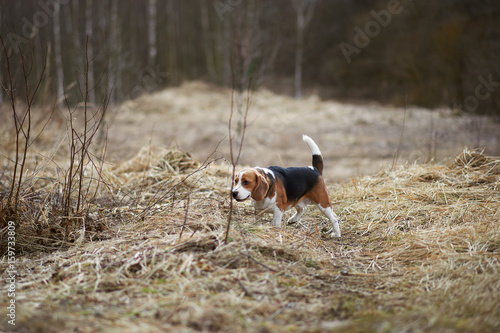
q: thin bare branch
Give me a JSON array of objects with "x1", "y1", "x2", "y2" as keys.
[{"x1": 225, "y1": 69, "x2": 253, "y2": 244}]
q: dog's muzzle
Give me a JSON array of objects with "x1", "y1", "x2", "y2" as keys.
[{"x1": 232, "y1": 190, "x2": 249, "y2": 202}]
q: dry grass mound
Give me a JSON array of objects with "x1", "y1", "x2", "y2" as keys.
[{"x1": 1, "y1": 147, "x2": 499, "y2": 332}]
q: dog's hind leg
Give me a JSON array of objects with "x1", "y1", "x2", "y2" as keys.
[{"x1": 317, "y1": 205, "x2": 341, "y2": 237}]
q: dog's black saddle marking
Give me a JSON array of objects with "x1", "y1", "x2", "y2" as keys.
[{"x1": 268, "y1": 166, "x2": 320, "y2": 203}]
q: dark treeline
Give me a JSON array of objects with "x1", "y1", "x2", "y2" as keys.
[{"x1": 1, "y1": 0, "x2": 499, "y2": 115}]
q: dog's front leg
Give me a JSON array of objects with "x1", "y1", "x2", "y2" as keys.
[{"x1": 270, "y1": 207, "x2": 283, "y2": 227}]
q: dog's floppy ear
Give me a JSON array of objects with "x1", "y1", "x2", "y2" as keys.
[{"x1": 252, "y1": 172, "x2": 269, "y2": 201}]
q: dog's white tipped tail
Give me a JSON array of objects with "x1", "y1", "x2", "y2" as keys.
[
  {"x1": 302, "y1": 135, "x2": 324, "y2": 174},
  {"x1": 302, "y1": 134, "x2": 322, "y2": 156}
]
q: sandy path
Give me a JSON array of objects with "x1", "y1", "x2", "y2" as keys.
[{"x1": 106, "y1": 81, "x2": 500, "y2": 180}]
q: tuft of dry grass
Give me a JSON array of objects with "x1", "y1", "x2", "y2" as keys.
[{"x1": 1, "y1": 147, "x2": 499, "y2": 332}]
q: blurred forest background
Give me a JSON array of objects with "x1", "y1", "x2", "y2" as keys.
[{"x1": 1, "y1": 0, "x2": 500, "y2": 115}]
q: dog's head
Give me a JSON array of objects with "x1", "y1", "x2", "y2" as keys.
[{"x1": 232, "y1": 168, "x2": 270, "y2": 202}]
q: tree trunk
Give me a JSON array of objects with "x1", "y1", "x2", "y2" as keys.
[
  {"x1": 85, "y1": 0, "x2": 95, "y2": 103},
  {"x1": 53, "y1": 1, "x2": 64, "y2": 103},
  {"x1": 148, "y1": 0, "x2": 157, "y2": 66},
  {"x1": 294, "y1": 24, "x2": 304, "y2": 99},
  {"x1": 166, "y1": 0, "x2": 179, "y2": 85},
  {"x1": 201, "y1": 0, "x2": 216, "y2": 81},
  {"x1": 109, "y1": 0, "x2": 121, "y2": 103},
  {"x1": 293, "y1": 0, "x2": 316, "y2": 99},
  {"x1": 222, "y1": 17, "x2": 231, "y2": 86}
]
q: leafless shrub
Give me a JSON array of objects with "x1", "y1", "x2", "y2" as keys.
[
  {"x1": 59, "y1": 37, "x2": 110, "y2": 234},
  {"x1": 0, "y1": 32, "x2": 47, "y2": 222},
  {"x1": 0, "y1": 35, "x2": 111, "y2": 253}
]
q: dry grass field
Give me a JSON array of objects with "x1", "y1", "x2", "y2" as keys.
[{"x1": 1, "y1": 82, "x2": 500, "y2": 332}]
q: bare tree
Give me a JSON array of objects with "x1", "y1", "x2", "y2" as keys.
[
  {"x1": 85, "y1": 0, "x2": 95, "y2": 103},
  {"x1": 292, "y1": 0, "x2": 316, "y2": 99},
  {"x1": 201, "y1": 0, "x2": 216, "y2": 81},
  {"x1": 165, "y1": 0, "x2": 180, "y2": 85},
  {"x1": 108, "y1": 0, "x2": 121, "y2": 103},
  {"x1": 53, "y1": 1, "x2": 64, "y2": 103},
  {"x1": 148, "y1": 0, "x2": 157, "y2": 66}
]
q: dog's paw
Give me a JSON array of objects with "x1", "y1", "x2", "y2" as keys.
[
  {"x1": 271, "y1": 220, "x2": 282, "y2": 227},
  {"x1": 327, "y1": 228, "x2": 341, "y2": 238}
]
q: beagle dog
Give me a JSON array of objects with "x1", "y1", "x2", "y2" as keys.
[{"x1": 232, "y1": 135, "x2": 341, "y2": 237}]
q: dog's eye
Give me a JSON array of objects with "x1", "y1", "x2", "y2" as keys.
[{"x1": 242, "y1": 180, "x2": 250, "y2": 185}]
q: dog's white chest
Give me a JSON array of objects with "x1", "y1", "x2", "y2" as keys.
[{"x1": 253, "y1": 193, "x2": 277, "y2": 212}]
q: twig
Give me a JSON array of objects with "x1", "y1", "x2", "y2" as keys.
[
  {"x1": 340, "y1": 270, "x2": 378, "y2": 277},
  {"x1": 235, "y1": 278, "x2": 253, "y2": 297},
  {"x1": 392, "y1": 94, "x2": 407, "y2": 170},
  {"x1": 239, "y1": 251, "x2": 279, "y2": 273},
  {"x1": 77, "y1": 36, "x2": 91, "y2": 212},
  {"x1": 178, "y1": 193, "x2": 191, "y2": 241},
  {"x1": 224, "y1": 71, "x2": 253, "y2": 244}
]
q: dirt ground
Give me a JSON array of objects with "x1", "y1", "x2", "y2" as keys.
[{"x1": 107, "y1": 81, "x2": 500, "y2": 180}]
